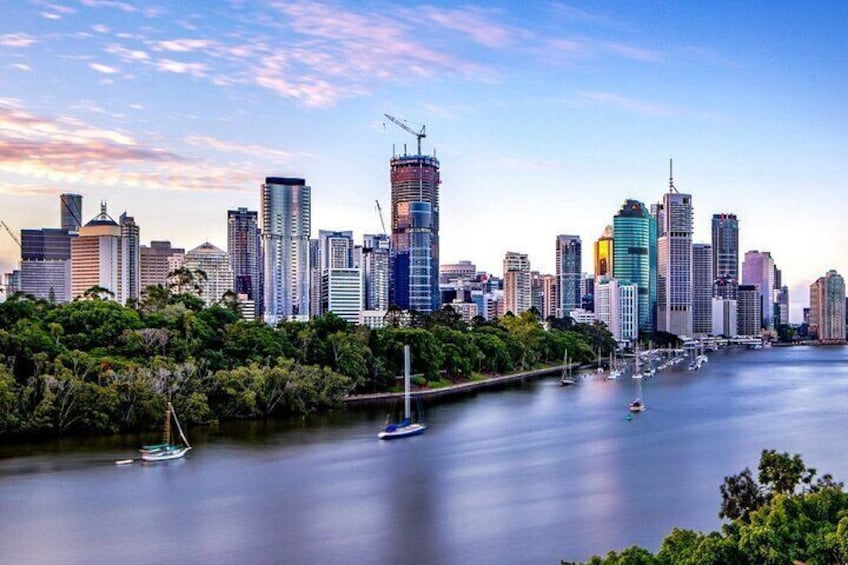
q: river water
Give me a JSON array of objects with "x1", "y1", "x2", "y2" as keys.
[{"x1": 2, "y1": 346, "x2": 847, "y2": 564}]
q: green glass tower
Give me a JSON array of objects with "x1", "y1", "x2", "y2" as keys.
[{"x1": 612, "y1": 199, "x2": 657, "y2": 335}]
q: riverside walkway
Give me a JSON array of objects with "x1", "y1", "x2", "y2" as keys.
[{"x1": 344, "y1": 363, "x2": 580, "y2": 404}]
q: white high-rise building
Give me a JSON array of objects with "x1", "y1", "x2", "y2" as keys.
[
  {"x1": 741, "y1": 250, "x2": 776, "y2": 330},
  {"x1": 503, "y1": 251, "x2": 531, "y2": 315},
  {"x1": 262, "y1": 177, "x2": 311, "y2": 324},
  {"x1": 323, "y1": 268, "x2": 363, "y2": 324},
  {"x1": 712, "y1": 298, "x2": 738, "y2": 337},
  {"x1": 71, "y1": 202, "x2": 126, "y2": 302},
  {"x1": 595, "y1": 277, "x2": 638, "y2": 344},
  {"x1": 185, "y1": 242, "x2": 233, "y2": 307},
  {"x1": 656, "y1": 175, "x2": 693, "y2": 337},
  {"x1": 363, "y1": 234, "x2": 390, "y2": 311}
]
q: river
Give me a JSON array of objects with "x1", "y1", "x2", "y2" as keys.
[{"x1": 1, "y1": 345, "x2": 847, "y2": 564}]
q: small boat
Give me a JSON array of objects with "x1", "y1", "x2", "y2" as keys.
[
  {"x1": 140, "y1": 402, "x2": 192, "y2": 462},
  {"x1": 379, "y1": 345, "x2": 427, "y2": 440},
  {"x1": 629, "y1": 399, "x2": 646, "y2": 412},
  {"x1": 560, "y1": 349, "x2": 575, "y2": 386},
  {"x1": 607, "y1": 354, "x2": 620, "y2": 380}
]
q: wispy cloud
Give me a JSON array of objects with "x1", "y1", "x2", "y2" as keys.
[
  {"x1": 0, "y1": 34, "x2": 37, "y2": 48},
  {"x1": 416, "y1": 6, "x2": 520, "y2": 48},
  {"x1": 574, "y1": 91, "x2": 676, "y2": 117},
  {"x1": 89, "y1": 62, "x2": 119, "y2": 74},
  {"x1": 183, "y1": 135, "x2": 294, "y2": 161}
]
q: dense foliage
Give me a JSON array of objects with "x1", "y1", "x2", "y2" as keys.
[
  {"x1": 563, "y1": 449, "x2": 848, "y2": 565},
  {"x1": 0, "y1": 288, "x2": 615, "y2": 436}
]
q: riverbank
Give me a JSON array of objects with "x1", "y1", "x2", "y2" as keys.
[{"x1": 345, "y1": 363, "x2": 578, "y2": 404}]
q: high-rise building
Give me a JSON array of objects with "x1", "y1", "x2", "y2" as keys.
[
  {"x1": 262, "y1": 177, "x2": 311, "y2": 324},
  {"x1": 776, "y1": 285, "x2": 790, "y2": 327},
  {"x1": 71, "y1": 202, "x2": 125, "y2": 302},
  {"x1": 692, "y1": 243, "x2": 713, "y2": 336},
  {"x1": 140, "y1": 241, "x2": 184, "y2": 292},
  {"x1": 439, "y1": 260, "x2": 476, "y2": 284},
  {"x1": 530, "y1": 271, "x2": 545, "y2": 315},
  {"x1": 594, "y1": 225, "x2": 614, "y2": 279},
  {"x1": 555, "y1": 235, "x2": 581, "y2": 318},
  {"x1": 595, "y1": 277, "x2": 638, "y2": 344},
  {"x1": 315, "y1": 230, "x2": 362, "y2": 322},
  {"x1": 809, "y1": 270, "x2": 846, "y2": 342},
  {"x1": 656, "y1": 187, "x2": 693, "y2": 337},
  {"x1": 542, "y1": 274, "x2": 558, "y2": 320},
  {"x1": 318, "y1": 230, "x2": 354, "y2": 271},
  {"x1": 503, "y1": 251, "x2": 531, "y2": 315},
  {"x1": 711, "y1": 213, "x2": 738, "y2": 282},
  {"x1": 390, "y1": 152, "x2": 440, "y2": 313},
  {"x1": 185, "y1": 242, "x2": 233, "y2": 307},
  {"x1": 741, "y1": 250, "x2": 775, "y2": 330},
  {"x1": 363, "y1": 234, "x2": 390, "y2": 311},
  {"x1": 712, "y1": 297, "x2": 738, "y2": 337},
  {"x1": 20, "y1": 228, "x2": 73, "y2": 303},
  {"x1": 119, "y1": 212, "x2": 140, "y2": 303},
  {"x1": 228, "y1": 207, "x2": 262, "y2": 319},
  {"x1": 613, "y1": 199, "x2": 657, "y2": 335},
  {"x1": 60, "y1": 193, "x2": 83, "y2": 233},
  {"x1": 736, "y1": 284, "x2": 762, "y2": 337}
]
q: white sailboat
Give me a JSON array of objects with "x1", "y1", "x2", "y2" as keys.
[
  {"x1": 560, "y1": 349, "x2": 575, "y2": 386},
  {"x1": 378, "y1": 345, "x2": 427, "y2": 439},
  {"x1": 629, "y1": 376, "x2": 646, "y2": 412},
  {"x1": 140, "y1": 402, "x2": 192, "y2": 462},
  {"x1": 607, "y1": 353, "x2": 621, "y2": 380}
]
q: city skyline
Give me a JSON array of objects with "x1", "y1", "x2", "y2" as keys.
[{"x1": 2, "y1": 2, "x2": 847, "y2": 322}]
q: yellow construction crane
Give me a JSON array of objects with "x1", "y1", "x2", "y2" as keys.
[
  {"x1": 374, "y1": 200, "x2": 388, "y2": 236},
  {"x1": 383, "y1": 114, "x2": 426, "y2": 155},
  {"x1": 0, "y1": 219, "x2": 20, "y2": 248}
]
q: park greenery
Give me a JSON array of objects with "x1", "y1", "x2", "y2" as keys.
[
  {"x1": 0, "y1": 278, "x2": 616, "y2": 436},
  {"x1": 563, "y1": 449, "x2": 848, "y2": 565}
]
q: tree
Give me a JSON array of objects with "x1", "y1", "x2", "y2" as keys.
[{"x1": 720, "y1": 467, "x2": 766, "y2": 522}]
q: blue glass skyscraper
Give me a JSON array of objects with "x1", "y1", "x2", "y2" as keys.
[{"x1": 613, "y1": 199, "x2": 657, "y2": 335}]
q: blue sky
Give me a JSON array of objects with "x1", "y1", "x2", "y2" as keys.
[{"x1": 1, "y1": 1, "x2": 847, "y2": 321}]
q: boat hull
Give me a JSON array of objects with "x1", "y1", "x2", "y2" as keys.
[
  {"x1": 378, "y1": 423, "x2": 426, "y2": 440},
  {"x1": 140, "y1": 446, "x2": 191, "y2": 462}
]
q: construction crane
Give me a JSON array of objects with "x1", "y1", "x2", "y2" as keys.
[
  {"x1": 0, "y1": 220, "x2": 20, "y2": 248},
  {"x1": 384, "y1": 114, "x2": 426, "y2": 155},
  {"x1": 374, "y1": 200, "x2": 388, "y2": 235}
]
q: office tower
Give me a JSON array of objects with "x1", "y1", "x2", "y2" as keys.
[
  {"x1": 555, "y1": 235, "x2": 581, "y2": 318},
  {"x1": 318, "y1": 230, "x2": 354, "y2": 271},
  {"x1": 711, "y1": 213, "x2": 738, "y2": 282},
  {"x1": 184, "y1": 242, "x2": 233, "y2": 307},
  {"x1": 140, "y1": 241, "x2": 185, "y2": 291},
  {"x1": 809, "y1": 270, "x2": 846, "y2": 342},
  {"x1": 542, "y1": 274, "x2": 557, "y2": 320},
  {"x1": 440, "y1": 260, "x2": 476, "y2": 284},
  {"x1": 228, "y1": 207, "x2": 262, "y2": 319},
  {"x1": 20, "y1": 228, "x2": 73, "y2": 303},
  {"x1": 692, "y1": 243, "x2": 713, "y2": 336},
  {"x1": 262, "y1": 177, "x2": 311, "y2": 324},
  {"x1": 315, "y1": 230, "x2": 362, "y2": 323},
  {"x1": 363, "y1": 234, "x2": 390, "y2": 311},
  {"x1": 390, "y1": 151, "x2": 440, "y2": 313},
  {"x1": 60, "y1": 193, "x2": 83, "y2": 232},
  {"x1": 736, "y1": 284, "x2": 762, "y2": 337},
  {"x1": 503, "y1": 251, "x2": 531, "y2": 315},
  {"x1": 530, "y1": 271, "x2": 545, "y2": 315},
  {"x1": 71, "y1": 202, "x2": 125, "y2": 301},
  {"x1": 656, "y1": 183, "x2": 693, "y2": 337},
  {"x1": 594, "y1": 225, "x2": 614, "y2": 279},
  {"x1": 711, "y1": 297, "x2": 738, "y2": 337},
  {"x1": 741, "y1": 250, "x2": 775, "y2": 330},
  {"x1": 581, "y1": 273, "x2": 594, "y2": 311},
  {"x1": 119, "y1": 213, "x2": 140, "y2": 303},
  {"x1": 776, "y1": 286, "x2": 790, "y2": 327},
  {"x1": 595, "y1": 277, "x2": 638, "y2": 343},
  {"x1": 613, "y1": 199, "x2": 657, "y2": 335}
]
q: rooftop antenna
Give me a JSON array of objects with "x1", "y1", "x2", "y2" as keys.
[{"x1": 668, "y1": 158, "x2": 678, "y2": 193}]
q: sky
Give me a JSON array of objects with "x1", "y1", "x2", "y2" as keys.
[{"x1": 1, "y1": 1, "x2": 847, "y2": 322}]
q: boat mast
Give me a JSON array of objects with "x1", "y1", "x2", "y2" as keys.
[
  {"x1": 403, "y1": 345, "x2": 411, "y2": 421},
  {"x1": 162, "y1": 403, "x2": 171, "y2": 444},
  {"x1": 170, "y1": 402, "x2": 191, "y2": 448}
]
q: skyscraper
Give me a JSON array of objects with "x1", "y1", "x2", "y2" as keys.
[
  {"x1": 140, "y1": 241, "x2": 184, "y2": 291},
  {"x1": 736, "y1": 284, "x2": 762, "y2": 337},
  {"x1": 119, "y1": 212, "x2": 140, "y2": 303},
  {"x1": 692, "y1": 243, "x2": 713, "y2": 336},
  {"x1": 19, "y1": 228, "x2": 73, "y2": 303},
  {"x1": 613, "y1": 199, "x2": 657, "y2": 335},
  {"x1": 228, "y1": 207, "x2": 262, "y2": 319},
  {"x1": 595, "y1": 277, "x2": 639, "y2": 344},
  {"x1": 60, "y1": 193, "x2": 83, "y2": 233},
  {"x1": 362, "y1": 234, "x2": 390, "y2": 311},
  {"x1": 315, "y1": 230, "x2": 362, "y2": 323},
  {"x1": 555, "y1": 235, "x2": 581, "y2": 318},
  {"x1": 656, "y1": 186, "x2": 693, "y2": 337},
  {"x1": 185, "y1": 242, "x2": 233, "y2": 307},
  {"x1": 503, "y1": 251, "x2": 531, "y2": 315},
  {"x1": 594, "y1": 225, "x2": 614, "y2": 279},
  {"x1": 711, "y1": 213, "x2": 739, "y2": 282},
  {"x1": 741, "y1": 250, "x2": 775, "y2": 330},
  {"x1": 390, "y1": 152, "x2": 440, "y2": 313},
  {"x1": 809, "y1": 270, "x2": 846, "y2": 342},
  {"x1": 71, "y1": 202, "x2": 124, "y2": 301},
  {"x1": 262, "y1": 177, "x2": 311, "y2": 325}
]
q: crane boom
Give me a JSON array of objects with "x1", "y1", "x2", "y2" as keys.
[
  {"x1": 374, "y1": 200, "x2": 388, "y2": 235},
  {"x1": 384, "y1": 114, "x2": 426, "y2": 155},
  {"x1": 0, "y1": 220, "x2": 21, "y2": 248}
]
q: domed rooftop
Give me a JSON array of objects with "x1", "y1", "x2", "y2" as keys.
[
  {"x1": 84, "y1": 201, "x2": 118, "y2": 227},
  {"x1": 187, "y1": 241, "x2": 226, "y2": 255}
]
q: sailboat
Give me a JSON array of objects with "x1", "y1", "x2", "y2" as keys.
[
  {"x1": 140, "y1": 401, "x2": 192, "y2": 462},
  {"x1": 607, "y1": 353, "x2": 621, "y2": 380},
  {"x1": 595, "y1": 348, "x2": 605, "y2": 375},
  {"x1": 629, "y1": 377, "x2": 646, "y2": 412},
  {"x1": 378, "y1": 345, "x2": 427, "y2": 439},
  {"x1": 560, "y1": 349, "x2": 575, "y2": 386},
  {"x1": 632, "y1": 343, "x2": 643, "y2": 379}
]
